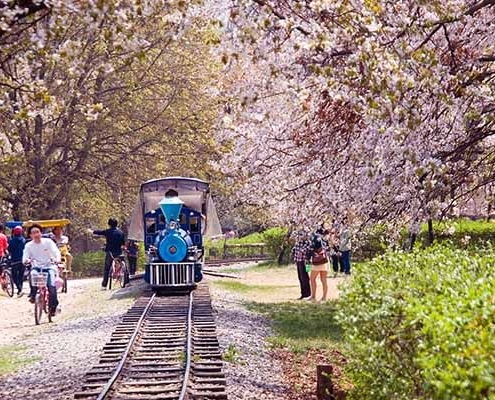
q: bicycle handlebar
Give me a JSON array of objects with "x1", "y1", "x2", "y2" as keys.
[
  {"x1": 28, "y1": 259, "x2": 59, "y2": 269},
  {"x1": 107, "y1": 251, "x2": 126, "y2": 259}
]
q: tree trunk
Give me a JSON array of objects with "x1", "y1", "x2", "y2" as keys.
[
  {"x1": 427, "y1": 218, "x2": 434, "y2": 245},
  {"x1": 12, "y1": 196, "x2": 21, "y2": 221},
  {"x1": 277, "y1": 225, "x2": 293, "y2": 265}
]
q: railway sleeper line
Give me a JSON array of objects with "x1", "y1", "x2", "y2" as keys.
[{"x1": 74, "y1": 284, "x2": 226, "y2": 400}]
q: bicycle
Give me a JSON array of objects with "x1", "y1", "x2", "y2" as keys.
[
  {"x1": 32, "y1": 270, "x2": 52, "y2": 325},
  {"x1": 0, "y1": 257, "x2": 14, "y2": 298},
  {"x1": 107, "y1": 252, "x2": 129, "y2": 290}
]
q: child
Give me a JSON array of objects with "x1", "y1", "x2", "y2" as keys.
[{"x1": 126, "y1": 240, "x2": 139, "y2": 275}]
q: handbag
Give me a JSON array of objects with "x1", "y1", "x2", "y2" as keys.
[{"x1": 312, "y1": 248, "x2": 328, "y2": 265}]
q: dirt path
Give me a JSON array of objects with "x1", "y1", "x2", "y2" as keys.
[
  {"x1": 0, "y1": 277, "x2": 144, "y2": 399},
  {"x1": 215, "y1": 263, "x2": 346, "y2": 302}
]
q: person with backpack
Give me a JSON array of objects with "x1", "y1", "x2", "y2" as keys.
[{"x1": 309, "y1": 230, "x2": 329, "y2": 303}]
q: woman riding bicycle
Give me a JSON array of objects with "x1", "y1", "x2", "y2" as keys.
[{"x1": 23, "y1": 224, "x2": 61, "y2": 317}]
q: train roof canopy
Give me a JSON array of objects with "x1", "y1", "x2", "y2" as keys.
[
  {"x1": 128, "y1": 176, "x2": 222, "y2": 241},
  {"x1": 141, "y1": 177, "x2": 210, "y2": 193}
]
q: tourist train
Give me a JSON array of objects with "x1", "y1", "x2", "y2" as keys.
[{"x1": 128, "y1": 177, "x2": 221, "y2": 292}]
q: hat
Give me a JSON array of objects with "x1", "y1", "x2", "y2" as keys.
[{"x1": 12, "y1": 226, "x2": 23, "y2": 236}]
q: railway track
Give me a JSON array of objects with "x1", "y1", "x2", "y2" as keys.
[
  {"x1": 204, "y1": 256, "x2": 270, "y2": 267},
  {"x1": 74, "y1": 284, "x2": 226, "y2": 400}
]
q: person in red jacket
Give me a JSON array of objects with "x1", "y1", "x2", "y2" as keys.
[{"x1": 0, "y1": 224, "x2": 8, "y2": 258}]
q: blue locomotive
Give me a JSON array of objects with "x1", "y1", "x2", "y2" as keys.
[{"x1": 128, "y1": 177, "x2": 221, "y2": 291}]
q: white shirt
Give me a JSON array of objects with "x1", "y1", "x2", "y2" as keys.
[
  {"x1": 22, "y1": 238, "x2": 61, "y2": 267},
  {"x1": 51, "y1": 234, "x2": 69, "y2": 246}
]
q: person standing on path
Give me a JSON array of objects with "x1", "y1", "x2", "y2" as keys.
[
  {"x1": 339, "y1": 218, "x2": 352, "y2": 275},
  {"x1": 8, "y1": 226, "x2": 26, "y2": 297},
  {"x1": 309, "y1": 233, "x2": 329, "y2": 303},
  {"x1": 290, "y1": 232, "x2": 311, "y2": 300},
  {"x1": 88, "y1": 218, "x2": 125, "y2": 289},
  {"x1": 328, "y1": 227, "x2": 342, "y2": 277}
]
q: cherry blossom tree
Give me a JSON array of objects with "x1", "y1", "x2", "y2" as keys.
[
  {"x1": 219, "y1": 0, "x2": 495, "y2": 231},
  {"x1": 0, "y1": 1, "x2": 223, "y2": 220}
]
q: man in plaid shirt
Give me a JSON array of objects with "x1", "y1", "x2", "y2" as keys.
[{"x1": 291, "y1": 232, "x2": 311, "y2": 300}]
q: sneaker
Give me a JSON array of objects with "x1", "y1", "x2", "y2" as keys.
[
  {"x1": 17, "y1": 292, "x2": 24, "y2": 298},
  {"x1": 333, "y1": 272, "x2": 338, "y2": 278},
  {"x1": 100, "y1": 287, "x2": 107, "y2": 291},
  {"x1": 297, "y1": 296, "x2": 304, "y2": 300},
  {"x1": 28, "y1": 296, "x2": 35, "y2": 304},
  {"x1": 49, "y1": 310, "x2": 56, "y2": 317}
]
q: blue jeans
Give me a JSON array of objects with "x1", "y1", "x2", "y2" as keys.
[
  {"x1": 331, "y1": 255, "x2": 341, "y2": 273},
  {"x1": 11, "y1": 261, "x2": 25, "y2": 293},
  {"x1": 29, "y1": 267, "x2": 58, "y2": 311},
  {"x1": 339, "y1": 251, "x2": 351, "y2": 275},
  {"x1": 296, "y1": 260, "x2": 311, "y2": 298}
]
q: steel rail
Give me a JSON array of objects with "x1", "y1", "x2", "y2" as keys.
[
  {"x1": 205, "y1": 256, "x2": 270, "y2": 265},
  {"x1": 96, "y1": 293, "x2": 156, "y2": 400},
  {"x1": 178, "y1": 292, "x2": 194, "y2": 400},
  {"x1": 202, "y1": 270, "x2": 240, "y2": 279}
]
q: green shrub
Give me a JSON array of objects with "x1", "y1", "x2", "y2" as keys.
[
  {"x1": 262, "y1": 227, "x2": 288, "y2": 261},
  {"x1": 419, "y1": 218, "x2": 495, "y2": 249},
  {"x1": 72, "y1": 243, "x2": 145, "y2": 277},
  {"x1": 72, "y1": 250, "x2": 104, "y2": 277},
  {"x1": 204, "y1": 230, "x2": 278, "y2": 259},
  {"x1": 354, "y1": 224, "x2": 390, "y2": 260},
  {"x1": 337, "y1": 245, "x2": 495, "y2": 400}
]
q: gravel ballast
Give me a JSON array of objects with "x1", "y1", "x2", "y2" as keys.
[
  {"x1": 0, "y1": 278, "x2": 142, "y2": 399},
  {"x1": 210, "y1": 284, "x2": 290, "y2": 399},
  {"x1": 0, "y1": 277, "x2": 290, "y2": 399}
]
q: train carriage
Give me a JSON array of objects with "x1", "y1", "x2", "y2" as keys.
[{"x1": 128, "y1": 177, "x2": 221, "y2": 292}]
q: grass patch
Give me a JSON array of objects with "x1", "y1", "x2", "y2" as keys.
[
  {"x1": 219, "y1": 261, "x2": 284, "y2": 274},
  {"x1": 222, "y1": 344, "x2": 242, "y2": 364},
  {"x1": 213, "y1": 280, "x2": 290, "y2": 293},
  {"x1": 247, "y1": 301, "x2": 343, "y2": 353},
  {"x1": 72, "y1": 250, "x2": 104, "y2": 278},
  {"x1": 0, "y1": 346, "x2": 39, "y2": 376}
]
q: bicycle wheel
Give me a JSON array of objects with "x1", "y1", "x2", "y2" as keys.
[
  {"x1": 119, "y1": 262, "x2": 128, "y2": 288},
  {"x1": 3, "y1": 270, "x2": 14, "y2": 297},
  {"x1": 44, "y1": 290, "x2": 52, "y2": 323},
  {"x1": 114, "y1": 262, "x2": 122, "y2": 289},
  {"x1": 34, "y1": 293, "x2": 43, "y2": 325},
  {"x1": 107, "y1": 262, "x2": 113, "y2": 290},
  {"x1": 62, "y1": 271, "x2": 68, "y2": 294}
]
